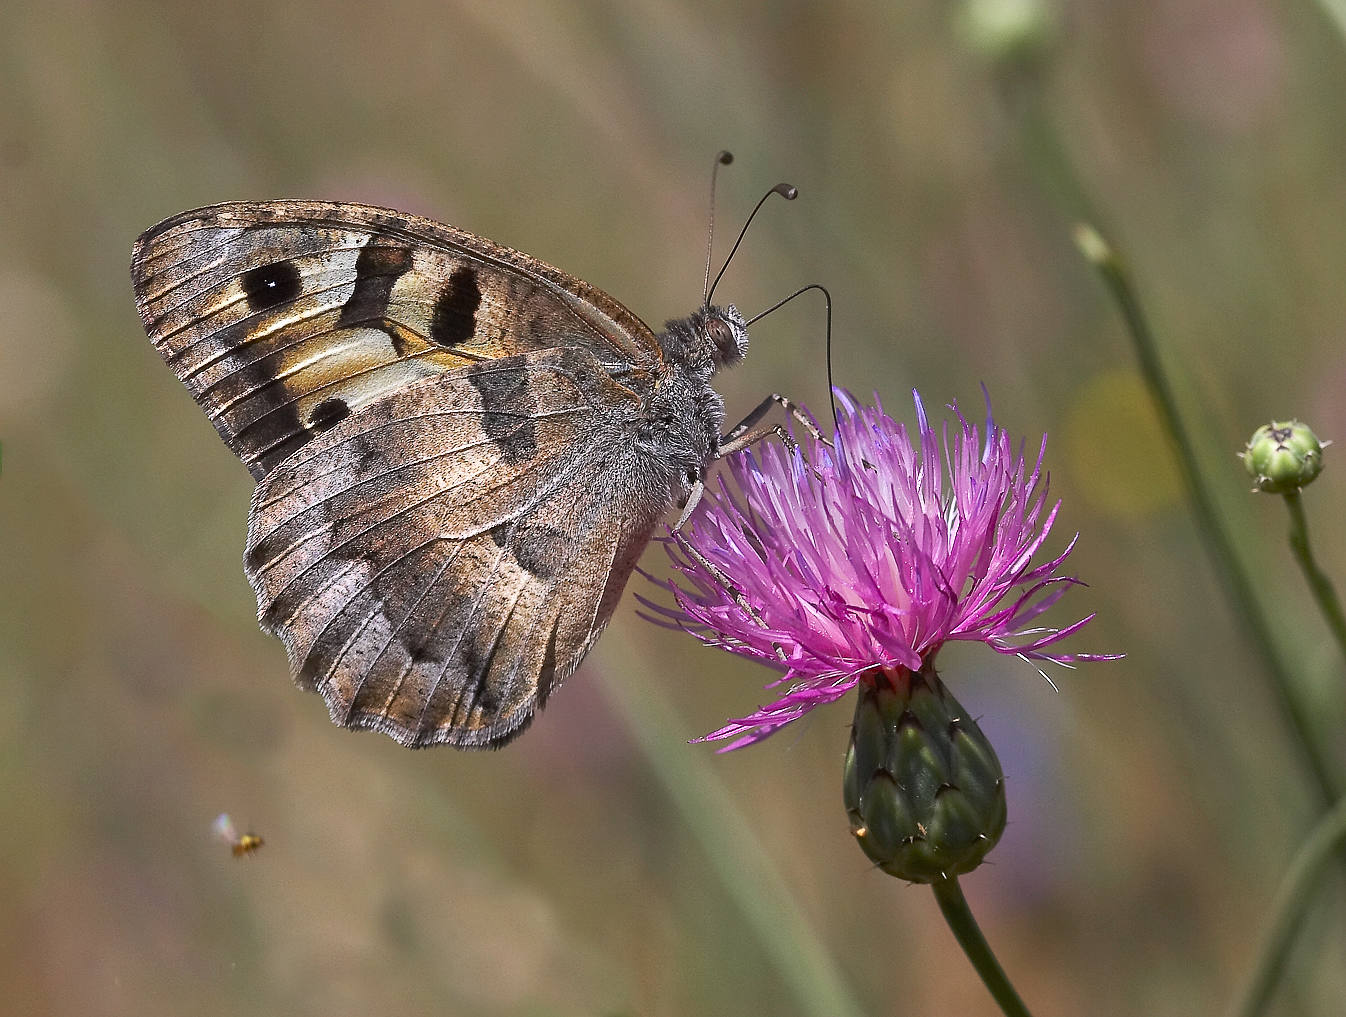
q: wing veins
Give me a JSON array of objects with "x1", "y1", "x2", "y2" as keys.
[
  {"x1": 258, "y1": 429, "x2": 515, "y2": 510},
  {"x1": 235, "y1": 356, "x2": 604, "y2": 469},
  {"x1": 316, "y1": 539, "x2": 459, "y2": 718},
  {"x1": 252, "y1": 403, "x2": 590, "y2": 525},
  {"x1": 415, "y1": 540, "x2": 521, "y2": 738},
  {"x1": 353, "y1": 546, "x2": 468, "y2": 723},
  {"x1": 482, "y1": 470, "x2": 616, "y2": 697},
  {"x1": 263, "y1": 554, "x2": 367, "y2": 634},
  {"x1": 168, "y1": 266, "x2": 365, "y2": 364},
  {"x1": 143, "y1": 236, "x2": 366, "y2": 312},
  {"x1": 454, "y1": 588, "x2": 527, "y2": 733},
  {"x1": 254, "y1": 431, "x2": 594, "y2": 606}
]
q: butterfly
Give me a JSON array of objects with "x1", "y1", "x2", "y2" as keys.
[{"x1": 130, "y1": 167, "x2": 797, "y2": 749}]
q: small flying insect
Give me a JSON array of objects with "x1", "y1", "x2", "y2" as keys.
[{"x1": 213, "y1": 813, "x2": 264, "y2": 858}]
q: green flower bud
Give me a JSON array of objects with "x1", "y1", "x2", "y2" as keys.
[
  {"x1": 843, "y1": 665, "x2": 1006, "y2": 883},
  {"x1": 956, "y1": 0, "x2": 1059, "y2": 69},
  {"x1": 1242, "y1": 421, "x2": 1327, "y2": 494}
]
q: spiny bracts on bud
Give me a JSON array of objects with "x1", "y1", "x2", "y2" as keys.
[
  {"x1": 844, "y1": 665, "x2": 1006, "y2": 884},
  {"x1": 1242, "y1": 421, "x2": 1328, "y2": 494}
]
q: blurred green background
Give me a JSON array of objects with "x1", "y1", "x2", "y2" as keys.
[{"x1": 4, "y1": 1, "x2": 1346, "y2": 1014}]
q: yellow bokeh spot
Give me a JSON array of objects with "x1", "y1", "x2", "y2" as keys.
[{"x1": 1062, "y1": 369, "x2": 1183, "y2": 518}]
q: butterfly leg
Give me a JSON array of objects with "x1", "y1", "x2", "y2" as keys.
[
  {"x1": 668, "y1": 531, "x2": 789, "y2": 665},
  {"x1": 718, "y1": 392, "x2": 828, "y2": 456},
  {"x1": 712, "y1": 394, "x2": 831, "y2": 499},
  {"x1": 670, "y1": 396, "x2": 820, "y2": 665},
  {"x1": 718, "y1": 395, "x2": 878, "y2": 475},
  {"x1": 678, "y1": 397, "x2": 812, "y2": 531}
]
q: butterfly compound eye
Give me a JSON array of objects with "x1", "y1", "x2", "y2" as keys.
[{"x1": 702, "y1": 309, "x2": 748, "y2": 367}]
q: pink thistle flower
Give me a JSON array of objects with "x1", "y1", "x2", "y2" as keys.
[{"x1": 639, "y1": 390, "x2": 1117, "y2": 750}]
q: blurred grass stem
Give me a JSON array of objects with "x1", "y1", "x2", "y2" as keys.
[
  {"x1": 1001, "y1": 63, "x2": 1343, "y2": 803},
  {"x1": 931, "y1": 876, "x2": 1034, "y2": 1017},
  {"x1": 1073, "y1": 224, "x2": 1345, "y2": 807},
  {"x1": 1226, "y1": 794, "x2": 1346, "y2": 1017},
  {"x1": 1003, "y1": 78, "x2": 1105, "y2": 226},
  {"x1": 602, "y1": 675, "x2": 866, "y2": 1017},
  {"x1": 1283, "y1": 490, "x2": 1346, "y2": 664}
]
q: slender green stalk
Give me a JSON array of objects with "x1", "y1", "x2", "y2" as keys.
[
  {"x1": 998, "y1": 59, "x2": 1343, "y2": 805},
  {"x1": 1073, "y1": 225, "x2": 1344, "y2": 806},
  {"x1": 1283, "y1": 490, "x2": 1346, "y2": 664},
  {"x1": 600, "y1": 672, "x2": 867, "y2": 1017},
  {"x1": 1004, "y1": 77, "x2": 1104, "y2": 227},
  {"x1": 930, "y1": 876, "x2": 1034, "y2": 1017},
  {"x1": 1226, "y1": 794, "x2": 1346, "y2": 1017}
]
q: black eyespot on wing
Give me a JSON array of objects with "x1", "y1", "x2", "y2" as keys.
[
  {"x1": 309, "y1": 397, "x2": 350, "y2": 433},
  {"x1": 429, "y1": 266, "x2": 482, "y2": 348},
  {"x1": 241, "y1": 261, "x2": 302, "y2": 311}
]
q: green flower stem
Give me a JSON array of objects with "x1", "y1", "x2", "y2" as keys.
[
  {"x1": 1283, "y1": 490, "x2": 1346, "y2": 664},
  {"x1": 930, "y1": 875, "x2": 1034, "y2": 1017},
  {"x1": 1226, "y1": 794, "x2": 1346, "y2": 1017},
  {"x1": 1004, "y1": 76, "x2": 1104, "y2": 227},
  {"x1": 1000, "y1": 61, "x2": 1343, "y2": 803},
  {"x1": 1074, "y1": 225, "x2": 1345, "y2": 807},
  {"x1": 601, "y1": 671, "x2": 866, "y2": 1017}
]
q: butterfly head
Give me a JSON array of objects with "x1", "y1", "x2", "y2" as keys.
[
  {"x1": 669, "y1": 303, "x2": 748, "y2": 371},
  {"x1": 705, "y1": 304, "x2": 749, "y2": 366},
  {"x1": 659, "y1": 304, "x2": 748, "y2": 373}
]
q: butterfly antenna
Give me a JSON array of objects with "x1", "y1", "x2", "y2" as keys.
[
  {"x1": 702, "y1": 150, "x2": 734, "y2": 306},
  {"x1": 745, "y1": 284, "x2": 840, "y2": 437},
  {"x1": 706, "y1": 181, "x2": 798, "y2": 308}
]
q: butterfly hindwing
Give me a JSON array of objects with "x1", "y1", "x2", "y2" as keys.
[
  {"x1": 130, "y1": 200, "x2": 663, "y2": 479},
  {"x1": 243, "y1": 347, "x2": 669, "y2": 747}
]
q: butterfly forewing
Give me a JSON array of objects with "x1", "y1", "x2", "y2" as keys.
[
  {"x1": 130, "y1": 201, "x2": 664, "y2": 480},
  {"x1": 243, "y1": 346, "x2": 668, "y2": 747}
]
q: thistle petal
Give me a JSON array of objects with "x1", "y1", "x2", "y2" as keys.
[{"x1": 649, "y1": 390, "x2": 1117, "y2": 748}]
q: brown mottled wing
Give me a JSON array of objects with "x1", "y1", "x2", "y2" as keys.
[
  {"x1": 130, "y1": 200, "x2": 663, "y2": 480},
  {"x1": 243, "y1": 347, "x2": 668, "y2": 748}
]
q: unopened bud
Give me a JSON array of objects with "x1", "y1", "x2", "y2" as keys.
[
  {"x1": 843, "y1": 665, "x2": 1006, "y2": 883},
  {"x1": 1242, "y1": 421, "x2": 1327, "y2": 494}
]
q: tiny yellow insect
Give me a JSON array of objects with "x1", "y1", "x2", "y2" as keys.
[{"x1": 213, "y1": 813, "x2": 264, "y2": 858}]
